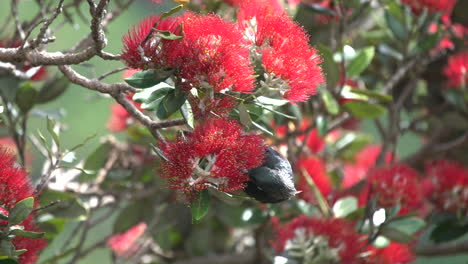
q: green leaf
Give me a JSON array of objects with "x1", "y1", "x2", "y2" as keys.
[
  {"x1": 343, "y1": 101, "x2": 386, "y2": 119},
  {"x1": 373, "y1": 236, "x2": 390, "y2": 249},
  {"x1": 301, "y1": 168, "x2": 330, "y2": 216},
  {"x1": 155, "y1": 29, "x2": 182, "y2": 40},
  {"x1": 255, "y1": 96, "x2": 289, "y2": 106},
  {"x1": 36, "y1": 75, "x2": 69, "y2": 104},
  {"x1": 8, "y1": 197, "x2": 34, "y2": 226},
  {"x1": 15, "y1": 82, "x2": 37, "y2": 113},
  {"x1": 78, "y1": 142, "x2": 112, "y2": 182},
  {"x1": 251, "y1": 120, "x2": 274, "y2": 136},
  {"x1": 0, "y1": 259, "x2": 19, "y2": 264},
  {"x1": 417, "y1": 32, "x2": 442, "y2": 54},
  {"x1": 387, "y1": 216, "x2": 425, "y2": 236},
  {"x1": 160, "y1": 4, "x2": 184, "y2": 19},
  {"x1": 346, "y1": 47, "x2": 375, "y2": 77},
  {"x1": 301, "y1": 3, "x2": 335, "y2": 15},
  {"x1": 316, "y1": 116, "x2": 327, "y2": 137},
  {"x1": 0, "y1": 241, "x2": 14, "y2": 257},
  {"x1": 430, "y1": 220, "x2": 468, "y2": 243},
  {"x1": 46, "y1": 117, "x2": 60, "y2": 150},
  {"x1": 10, "y1": 229, "x2": 45, "y2": 239},
  {"x1": 39, "y1": 190, "x2": 88, "y2": 220},
  {"x1": 319, "y1": 86, "x2": 339, "y2": 115},
  {"x1": 190, "y1": 189, "x2": 210, "y2": 224},
  {"x1": 140, "y1": 88, "x2": 173, "y2": 111},
  {"x1": 238, "y1": 103, "x2": 252, "y2": 127},
  {"x1": 181, "y1": 100, "x2": 194, "y2": 129},
  {"x1": 385, "y1": 9, "x2": 407, "y2": 40},
  {"x1": 157, "y1": 89, "x2": 186, "y2": 119},
  {"x1": 380, "y1": 226, "x2": 414, "y2": 243},
  {"x1": 124, "y1": 69, "x2": 171, "y2": 89},
  {"x1": 0, "y1": 212, "x2": 8, "y2": 221},
  {"x1": 317, "y1": 44, "x2": 340, "y2": 88},
  {"x1": 332, "y1": 196, "x2": 358, "y2": 218},
  {"x1": 348, "y1": 89, "x2": 393, "y2": 103}
]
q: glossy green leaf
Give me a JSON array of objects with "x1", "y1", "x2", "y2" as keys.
[
  {"x1": 46, "y1": 117, "x2": 60, "y2": 149},
  {"x1": 36, "y1": 75, "x2": 69, "y2": 104},
  {"x1": 380, "y1": 226, "x2": 414, "y2": 243},
  {"x1": 39, "y1": 190, "x2": 88, "y2": 219},
  {"x1": 8, "y1": 197, "x2": 34, "y2": 226},
  {"x1": 316, "y1": 116, "x2": 327, "y2": 137},
  {"x1": 238, "y1": 103, "x2": 252, "y2": 127},
  {"x1": 15, "y1": 82, "x2": 37, "y2": 113},
  {"x1": 160, "y1": 4, "x2": 184, "y2": 19},
  {"x1": 430, "y1": 220, "x2": 468, "y2": 243},
  {"x1": 157, "y1": 89, "x2": 186, "y2": 119},
  {"x1": 0, "y1": 241, "x2": 15, "y2": 257},
  {"x1": 78, "y1": 142, "x2": 112, "y2": 182},
  {"x1": 319, "y1": 86, "x2": 339, "y2": 115},
  {"x1": 387, "y1": 216, "x2": 425, "y2": 236},
  {"x1": 0, "y1": 259, "x2": 19, "y2": 264},
  {"x1": 0, "y1": 212, "x2": 8, "y2": 221},
  {"x1": 317, "y1": 44, "x2": 340, "y2": 88},
  {"x1": 125, "y1": 69, "x2": 170, "y2": 88},
  {"x1": 190, "y1": 189, "x2": 210, "y2": 224},
  {"x1": 343, "y1": 101, "x2": 386, "y2": 119},
  {"x1": 155, "y1": 29, "x2": 182, "y2": 40},
  {"x1": 255, "y1": 96, "x2": 289, "y2": 106},
  {"x1": 181, "y1": 100, "x2": 194, "y2": 129},
  {"x1": 385, "y1": 9, "x2": 407, "y2": 40},
  {"x1": 346, "y1": 46, "x2": 375, "y2": 77},
  {"x1": 348, "y1": 89, "x2": 393, "y2": 103},
  {"x1": 10, "y1": 229, "x2": 45, "y2": 239},
  {"x1": 332, "y1": 196, "x2": 358, "y2": 218}
]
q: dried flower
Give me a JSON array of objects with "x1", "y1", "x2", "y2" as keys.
[
  {"x1": 161, "y1": 119, "x2": 265, "y2": 196},
  {"x1": 107, "y1": 222, "x2": 147, "y2": 257},
  {"x1": 443, "y1": 51, "x2": 468, "y2": 89}
]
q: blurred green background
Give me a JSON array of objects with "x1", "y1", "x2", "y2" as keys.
[{"x1": 1, "y1": 0, "x2": 468, "y2": 263}]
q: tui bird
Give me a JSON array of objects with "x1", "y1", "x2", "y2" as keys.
[{"x1": 244, "y1": 146, "x2": 298, "y2": 203}]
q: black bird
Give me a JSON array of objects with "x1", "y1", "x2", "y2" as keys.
[{"x1": 244, "y1": 147, "x2": 298, "y2": 203}]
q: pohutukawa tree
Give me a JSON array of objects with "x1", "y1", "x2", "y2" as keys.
[{"x1": 0, "y1": 0, "x2": 467, "y2": 263}]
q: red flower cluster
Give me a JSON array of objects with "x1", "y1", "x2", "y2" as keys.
[
  {"x1": 121, "y1": 15, "x2": 180, "y2": 70},
  {"x1": 297, "y1": 156, "x2": 332, "y2": 202},
  {"x1": 401, "y1": 0, "x2": 457, "y2": 14},
  {"x1": 122, "y1": 13, "x2": 255, "y2": 93},
  {"x1": 366, "y1": 242, "x2": 415, "y2": 264},
  {"x1": 237, "y1": 0, "x2": 324, "y2": 102},
  {"x1": 0, "y1": 150, "x2": 46, "y2": 264},
  {"x1": 272, "y1": 215, "x2": 364, "y2": 264},
  {"x1": 361, "y1": 164, "x2": 423, "y2": 214},
  {"x1": 107, "y1": 222, "x2": 147, "y2": 257},
  {"x1": 424, "y1": 160, "x2": 468, "y2": 215},
  {"x1": 443, "y1": 51, "x2": 468, "y2": 89},
  {"x1": 342, "y1": 145, "x2": 393, "y2": 188},
  {"x1": 161, "y1": 119, "x2": 265, "y2": 196}
]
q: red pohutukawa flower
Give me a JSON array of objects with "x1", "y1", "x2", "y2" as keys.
[
  {"x1": 401, "y1": 0, "x2": 457, "y2": 14},
  {"x1": 424, "y1": 160, "x2": 468, "y2": 215},
  {"x1": 107, "y1": 222, "x2": 147, "y2": 257},
  {"x1": 161, "y1": 119, "x2": 265, "y2": 196},
  {"x1": 443, "y1": 51, "x2": 468, "y2": 89},
  {"x1": 360, "y1": 164, "x2": 423, "y2": 214},
  {"x1": 237, "y1": 0, "x2": 324, "y2": 102},
  {"x1": 366, "y1": 242, "x2": 415, "y2": 264},
  {"x1": 297, "y1": 156, "x2": 332, "y2": 202},
  {"x1": 0, "y1": 149, "x2": 46, "y2": 264},
  {"x1": 272, "y1": 215, "x2": 364, "y2": 264},
  {"x1": 163, "y1": 12, "x2": 255, "y2": 93},
  {"x1": 121, "y1": 15, "x2": 180, "y2": 69}
]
